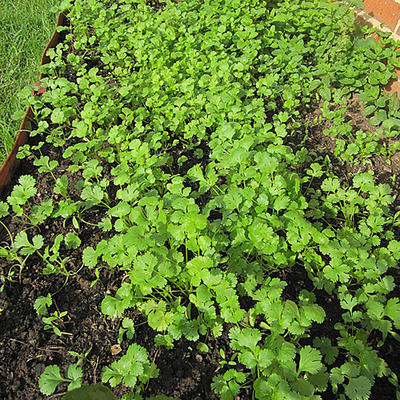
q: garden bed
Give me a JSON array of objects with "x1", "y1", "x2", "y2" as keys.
[{"x1": 1, "y1": 1, "x2": 400, "y2": 399}]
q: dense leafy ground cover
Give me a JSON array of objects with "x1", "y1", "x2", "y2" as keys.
[{"x1": 1, "y1": 0, "x2": 400, "y2": 399}]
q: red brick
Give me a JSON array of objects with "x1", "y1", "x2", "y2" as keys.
[
  {"x1": 363, "y1": 0, "x2": 400, "y2": 32},
  {"x1": 384, "y1": 69, "x2": 400, "y2": 97}
]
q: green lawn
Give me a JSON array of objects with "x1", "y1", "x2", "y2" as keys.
[{"x1": 0, "y1": 0, "x2": 59, "y2": 163}]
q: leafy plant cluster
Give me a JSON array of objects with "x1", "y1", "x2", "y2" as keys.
[
  {"x1": 2, "y1": 0, "x2": 400, "y2": 399},
  {"x1": 61, "y1": 384, "x2": 178, "y2": 400}
]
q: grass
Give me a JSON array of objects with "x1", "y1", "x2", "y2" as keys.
[{"x1": 0, "y1": 0, "x2": 59, "y2": 164}]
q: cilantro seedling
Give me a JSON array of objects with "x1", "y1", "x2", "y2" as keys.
[
  {"x1": 102, "y1": 343, "x2": 159, "y2": 392},
  {"x1": 34, "y1": 294, "x2": 53, "y2": 316},
  {"x1": 69, "y1": 347, "x2": 92, "y2": 366},
  {"x1": 42, "y1": 310, "x2": 70, "y2": 337},
  {"x1": 118, "y1": 317, "x2": 135, "y2": 343},
  {"x1": 39, "y1": 364, "x2": 83, "y2": 395}
]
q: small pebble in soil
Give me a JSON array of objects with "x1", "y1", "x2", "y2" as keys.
[{"x1": 35, "y1": 364, "x2": 45, "y2": 377}]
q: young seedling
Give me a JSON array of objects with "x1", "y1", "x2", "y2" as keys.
[
  {"x1": 69, "y1": 347, "x2": 93, "y2": 366},
  {"x1": 39, "y1": 364, "x2": 83, "y2": 395},
  {"x1": 42, "y1": 310, "x2": 70, "y2": 337},
  {"x1": 35, "y1": 293, "x2": 70, "y2": 336}
]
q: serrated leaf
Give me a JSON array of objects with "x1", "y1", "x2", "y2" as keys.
[
  {"x1": 385, "y1": 298, "x2": 400, "y2": 329},
  {"x1": 341, "y1": 362, "x2": 360, "y2": 378},
  {"x1": 54, "y1": 175, "x2": 69, "y2": 197},
  {"x1": 273, "y1": 195, "x2": 290, "y2": 212},
  {"x1": 14, "y1": 231, "x2": 35, "y2": 255},
  {"x1": 51, "y1": 108, "x2": 66, "y2": 124},
  {"x1": 277, "y1": 341, "x2": 296, "y2": 363},
  {"x1": 330, "y1": 367, "x2": 345, "y2": 386},
  {"x1": 67, "y1": 380, "x2": 81, "y2": 392},
  {"x1": 19, "y1": 175, "x2": 36, "y2": 192},
  {"x1": 187, "y1": 164, "x2": 205, "y2": 182},
  {"x1": 258, "y1": 348, "x2": 274, "y2": 369},
  {"x1": 101, "y1": 295, "x2": 126, "y2": 318},
  {"x1": 254, "y1": 153, "x2": 279, "y2": 175},
  {"x1": 290, "y1": 378, "x2": 314, "y2": 396},
  {"x1": 34, "y1": 156, "x2": 59, "y2": 173},
  {"x1": 366, "y1": 299, "x2": 384, "y2": 320},
  {"x1": 65, "y1": 233, "x2": 81, "y2": 250},
  {"x1": 99, "y1": 217, "x2": 113, "y2": 231},
  {"x1": 313, "y1": 337, "x2": 338, "y2": 365},
  {"x1": 122, "y1": 317, "x2": 135, "y2": 339},
  {"x1": 345, "y1": 376, "x2": 372, "y2": 400},
  {"x1": 321, "y1": 177, "x2": 340, "y2": 192},
  {"x1": 66, "y1": 364, "x2": 83, "y2": 382},
  {"x1": 197, "y1": 342, "x2": 209, "y2": 354},
  {"x1": 223, "y1": 188, "x2": 243, "y2": 210},
  {"x1": 308, "y1": 367, "x2": 329, "y2": 392},
  {"x1": 211, "y1": 374, "x2": 227, "y2": 394},
  {"x1": 229, "y1": 327, "x2": 262, "y2": 352},
  {"x1": 82, "y1": 246, "x2": 98, "y2": 268},
  {"x1": 0, "y1": 201, "x2": 9, "y2": 218},
  {"x1": 123, "y1": 374, "x2": 137, "y2": 388},
  {"x1": 238, "y1": 349, "x2": 257, "y2": 368},
  {"x1": 302, "y1": 304, "x2": 326, "y2": 323},
  {"x1": 102, "y1": 366, "x2": 123, "y2": 387},
  {"x1": 104, "y1": 343, "x2": 149, "y2": 387},
  {"x1": 147, "y1": 301, "x2": 174, "y2": 332},
  {"x1": 107, "y1": 202, "x2": 132, "y2": 218},
  {"x1": 8, "y1": 175, "x2": 37, "y2": 205},
  {"x1": 119, "y1": 318, "x2": 135, "y2": 343},
  {"x1": 34, "y1": 294, "x2": 52, "y2": 316},
  {"x1": 340, "y1": 294, "x2": 358, "y2": 311},
  {"x1": 32, "y1": 235, "x2": 44, "y2": 250},
  {"x1": 81, "y1": 185, "x2": 105, "y2": 206},
  {"x1": 39, "y1": 365, "x2": 65, "y2": 395},
  {"x1": 298, "y1": 346, "x2": 323, "y2": 375}
]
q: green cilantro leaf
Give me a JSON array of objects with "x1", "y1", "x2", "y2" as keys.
[
  {"x1": 229, "y1": 327, "x2": 261, "y2": 353},
  {"x1": 34, "y1": 294, "x2": 53, "y2": 316},
  {"x1": 345, "y1": 376, "x2": 372, "y2": 400},
  {"x1": 302, "y1": 304, "x2": 326, "y2": 324},
  {"x1": 313, "y1": 337, "x2": 338, "y2": 365},
  {"x1": 39, "y1": 365, "x2": 66, "y2": 395},
  {"x1": 14, "y1": 231, "x2": 35, "y2": 255},
  {"x1": 65, "y1": 233, "x2": 81, "y2": 250},
  {"x1": 102, "y1": 344, "x2": 150, "y2": 388},
  {"x1": 81, "y1": 184, "x2": 105, "y2": 206},
  {"x1": 82, "y1": 246, "x2": 98, "y2": 268},
  {"x1": 384, "y1": 298, "x2": 400, "y2": 329},
  {"x1": 298, "y1": 346, "x2": 323, "y2": 375},
  {"x1": 0, "y1": 201, "x2": 9, "y2": 218},
  {"x1": 321, "y1": 177, "x2": 340, "y2": 193},
  {"x1": 66, "y1": 364, "x2": 83, "y2": 391}
]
